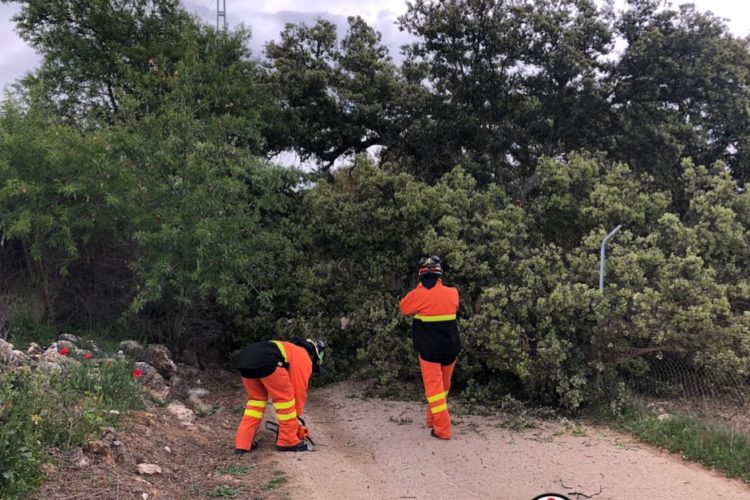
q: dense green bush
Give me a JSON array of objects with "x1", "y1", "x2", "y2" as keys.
[
  {"x1": 0, "y1": 361, "x2": 142, "y2": 498},
  {"x1": 256, "y1": 155, "x2": 750, "y2": 409}
]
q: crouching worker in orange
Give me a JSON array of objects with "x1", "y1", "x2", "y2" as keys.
[
  {"x1": 234, "y1": 337, "x2": 325, "y2": 453},
  {"x1": 399, "y1": 255, "x2": 461, "y2": 440}
]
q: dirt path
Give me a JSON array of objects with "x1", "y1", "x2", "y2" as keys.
[
  {"x1": 36, "y1": 376, "x2": 750, "y2": 499},
  {"x1": 272, "y1": 382, "x2": 750, "y2": 500}
]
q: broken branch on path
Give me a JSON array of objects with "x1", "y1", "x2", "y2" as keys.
[{"x1": 567, "y1": 486, "x2": 604, "y2": 498}]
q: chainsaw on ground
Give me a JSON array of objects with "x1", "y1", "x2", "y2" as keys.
[{"x1": 264, "y1": 416, "x2": 316, "y2": 450}]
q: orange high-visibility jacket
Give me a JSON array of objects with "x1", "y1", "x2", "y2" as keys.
[{"x1": 399, "y1": 279, "x2": 462, "y2": 364}]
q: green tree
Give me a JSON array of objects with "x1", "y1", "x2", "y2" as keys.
[
  {"x1": 611, "y1": 0, "x2": 750, "y2": 185},
  {"x1": 107, "y1": 101, "x2": 301, "y2": 346},
  {"x1": 5, "y1": 0, "x2": 278, "y2": 151},
  {"x1": 397, "y1": 0, "x2": 613, "y2": 184},
  {"x1": 0, "y1": 103, "x2": 129, "y2": 320},
  {"x1": 265, "y1": 16, "x2": 404, "y2": 170},
  {"x1": 4, "y1": 0, "x2": 192, "y2": 122}
]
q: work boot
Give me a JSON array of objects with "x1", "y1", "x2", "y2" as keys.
[
  {"x1": 234, "y1": 439, "x2": 258, "y2": 455},
  {"x1": 276, "y1": 440, "x2": 308, "y2": 452},
  {"x1": 431, "y1": 429, "x2": 450, "y2": 440}
]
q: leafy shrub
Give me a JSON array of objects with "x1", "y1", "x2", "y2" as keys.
[
  {"x1": 0, "y1": 361, "x2": 142, "y2": 498},
  {"x1": 250, "y1": 155, "x2": 750, "y2": 411}
]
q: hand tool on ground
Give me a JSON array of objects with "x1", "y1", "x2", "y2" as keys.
[{"x1": 264, "y1": 417, "x2": 316, "y2": 450}]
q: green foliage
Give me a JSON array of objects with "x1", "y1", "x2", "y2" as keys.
[
  {"x1": 119, "y1": 102, "x2": 301, "y2": 344},
  {"x1": 0, "y1": 361, "x2": 143, "y2": 498},
  {"x1": 265, "y1": 16, "x2": 403, "y2": 168},
  {"x1": 5, "y1": 0, "x2": 193, "y2": 122},
  {"x1": 208, "y1": 485, "x2": 244, "y2": 497},
  {"x1": 397, "y1": 0, "x2": 614, "y2": 182},
  {"x1": 612, "y1": 1, "x2": 750, "y2": 185},
  {"x1": 260, "y1": 154, "x2": 750, "y2": 411},
  {"x1": 262, "y1": 471, "x2": 289, "y2": 491},
  {"x1": 1, "y1": 0, "x2": 293, "y2": 343},
  {"x1": 0, "y1": 103, "x2": 129, "y2": 321}
]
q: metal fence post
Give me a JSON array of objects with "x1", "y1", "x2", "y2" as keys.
[{"x1": 599, "y1": 225, "x2": 622, "y2": 290}]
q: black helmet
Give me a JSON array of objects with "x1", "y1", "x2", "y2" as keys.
[
  {"x1": 292, "y1": 336, "x2": 326, "y2": 373},
  {"x1": 417, "y1": 255, "x2": 443, "y2": 276}
]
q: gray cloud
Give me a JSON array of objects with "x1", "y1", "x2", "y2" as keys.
[
  {"x1": 183, "y1": 1, "x2": 411, "y2": 61},
  {"x1": 0, "y1": 4, "x2": 41, "y2": 94}
]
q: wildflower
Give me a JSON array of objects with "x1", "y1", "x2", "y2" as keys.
[
  {"x1": 59, "y1": 347, "x2": 69, "y2": 356},
  {"x1": 31, "y1": 415, "x2": 42, "y2": 426},
  {"x1": 132, "y1": 368, "x2": 143, "y2": 378},
  {"x1": 85, "y1": 352, "x2": 92, "y2": 360}
]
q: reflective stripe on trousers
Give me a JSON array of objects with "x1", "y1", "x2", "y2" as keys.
[
  {"x1": 419, "y1": 356, "x2": 455, "y2": 439},
  {"x1": 235, "y1": 366, "x2": 302, "y2": 450}
]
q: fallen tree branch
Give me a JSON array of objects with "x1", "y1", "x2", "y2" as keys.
[{"x1": 568, "y1": 486, "x2": 604, "y2": 498}]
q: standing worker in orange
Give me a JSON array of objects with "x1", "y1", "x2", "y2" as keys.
[
  {"x1": 399, "y1": 255, "x2": 461, "y2": 440},
  {"x1": 234, "y1": 337, "x2": 325, "y2": 453}
]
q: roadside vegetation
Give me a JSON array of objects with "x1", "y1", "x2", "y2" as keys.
[{"x1": 1, "y1": 0, "x2": 750, "y2": 494}]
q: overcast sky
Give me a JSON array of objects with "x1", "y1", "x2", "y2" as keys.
[{"x1": 1, "y1": 0, "x2": 749, "y2": 93}]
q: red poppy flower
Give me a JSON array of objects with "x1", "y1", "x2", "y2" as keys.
[
  {"x1": 132, "y1": 369, "x2": 143, "y2": 378},
  {"x1": 59, "y1": 347, "x2": 69, "y2": 356},
  {"x1": 85, "y1": 352, "x2": 92, "y2": 360}
]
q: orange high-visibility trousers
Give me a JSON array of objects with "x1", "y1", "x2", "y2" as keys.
[
  {"x1": 419, "y1": 356, "x2": 455, "y2": 439},
  {"x1": 235, "y1": 366, "x2": 302, "y2": 450}
]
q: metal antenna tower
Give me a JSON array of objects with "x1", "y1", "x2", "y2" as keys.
[{"x1": 217, "y1": 0, "x2": 227, "y2": 33}]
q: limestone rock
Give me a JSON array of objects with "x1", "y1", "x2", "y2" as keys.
[
  {"x1": 167, "y1": 375, "x2": 190, "y2": 401},
  {"x1": 112, "y1": 440, "x2": 125, "y2": 461},
  {"x1": 120, "y1": 340, "x2": 146, "y2": 360},
  {"x1": 27, "y1": 342, "x2": 44, "y2": 356},
  {"x1": 11, "y1": 350, "x2": 30, "y2": 366},
  {"x1": 41, "y1": 346, "x2": 74, "y2": 367},
  {"x1": 186, "y1": 394, "x2": 211, "y2": 413},
  {"x1": 84, "y1": 439, "x2": 110, "y2": 456},
  {"x1": 135, "y1": 362, "x2": 170, "y2": 402},
  {"x1": 145, "y1": 344, "x2": 177, "y2": 379},
  {"x1": 134, "y1": 361, "x2": 158, "y2": 378},
  {"x1": 0, "y1": 339, "x2": 14, "y2": 365},
  {"x1": 59, "y1": 333, "x2": 81, "y2": 345},
  {"x1": 137, "y1": 463, "x2": 162, "y2": 475},
  {"x1": 166, "y1": 401, "x2": 195, "y2": 423},
  {"x1": 56, "y1": 340, "x2": 76, "y2": 352}
]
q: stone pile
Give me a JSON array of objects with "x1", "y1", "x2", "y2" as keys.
[{"x1": 0, "y1": 335, "x2": 211, "y2": 412}]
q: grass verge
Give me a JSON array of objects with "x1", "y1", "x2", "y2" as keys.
[{"x1": 594, "y1": 399, "x2": 750, "y2": 483}]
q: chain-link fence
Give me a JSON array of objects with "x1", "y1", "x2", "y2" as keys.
[{"x1": 617, "y1": 351, "x2": 750, "y2": 434}]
